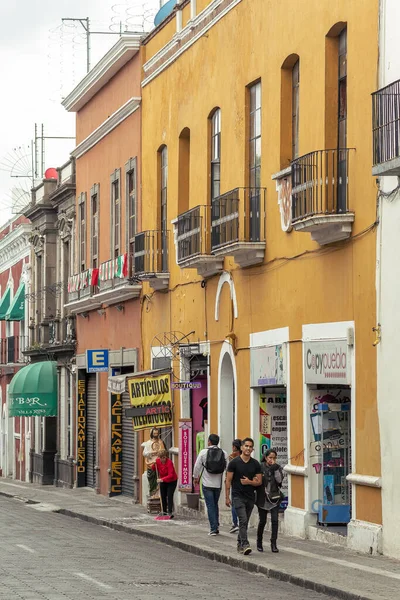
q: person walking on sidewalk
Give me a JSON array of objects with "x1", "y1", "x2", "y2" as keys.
[
  {"x1": 256, "y1": 448, "x2": 284, "y2": 553},
  {"x1": 193, "y1": 433, "x2": 228, "y2": 536},
  {"x1": 228, "y1": 439, "x2": 242, "y2": 534},
  {"x1": 226, "y1": 437, "x2": 262, "y2": 555},
  {"x1": 151, "y1": 450, "x2": 178, "y2": 518}
]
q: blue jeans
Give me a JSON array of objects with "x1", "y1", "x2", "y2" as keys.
[{"x1": 203, "y1": 486, "x2": 221, "y2": 533}]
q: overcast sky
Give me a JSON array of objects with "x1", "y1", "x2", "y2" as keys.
[{"x1": 0, "y1": 0, "x2": 159, "y2": 225}]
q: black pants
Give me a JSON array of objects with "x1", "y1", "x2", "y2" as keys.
[
  {"x1": 160, "y1": 480, "x2": 177, "y2": 514},
  {"x1": 257, "y1": 505, "x2": 279, "y2": 543},
  {"x1": 233, "y1": 495, "x2": 255, "y2": 548}
]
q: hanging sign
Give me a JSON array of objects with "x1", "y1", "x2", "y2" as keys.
[
  {"x1": 110, "y1": 394, "x2": 123, "y2": 496},
  {"x1": 76, "y1": 370, "x2": 86, "y2": 487},
  {"x1": 126, "y1": 373, "x2": 172, "y2": 431},
  {"x1": 171, "y1": 381, "x2": 202, "y2": 390},
  {"x1": 178, "y1": 419, "x2": 193, "y2": 492}
]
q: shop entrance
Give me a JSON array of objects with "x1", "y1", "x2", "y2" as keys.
[
  {"x1": 259, "y1": 389, "x2": 288, "y2": 509},
  {"x1": 219, "y1": 352, "x2": 235, "y2": 453},
  {"x1": 309, "y1": 386, "x2": 351, "y2": 526}
]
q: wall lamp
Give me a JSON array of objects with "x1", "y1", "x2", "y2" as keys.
[
  {"x1": 116, "y1": 304, "x2": 124, "y2": 312},
  {"x1": 79, "y1": 312, "x2": 89, "y2": 319},
  {"x1": 97, "y1": 308, "x2": 106, "y2": 316}
]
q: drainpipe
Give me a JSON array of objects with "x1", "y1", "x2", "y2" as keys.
[{"x1": 190, "y1": 0, "x2": 197, "y2": 20}]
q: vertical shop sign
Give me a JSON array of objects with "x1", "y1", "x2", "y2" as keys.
[
  {"x1": 110, "y1": 394, "x2": 123, "y2": 496},
  {"x1": 77, "y1": 370, "x2": 86, "y2": 487},
  {"x1": 178, "y1": 419, "x2": 192, "y2": 492},
  {"x1": 259, "y1": 393, "x2": 288, "y2": 508}
]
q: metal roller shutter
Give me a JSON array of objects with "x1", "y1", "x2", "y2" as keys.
[
  {"x1": 122, "y1": 391, "x2": 136, "y2": 498},
  {"x1": 86, "y1": 374, "x2": 97, "y2": 488}
]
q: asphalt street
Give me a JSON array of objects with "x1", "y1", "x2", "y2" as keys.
[{"x1": 0, "y1": 495, "x2": 338, "y2": 600}]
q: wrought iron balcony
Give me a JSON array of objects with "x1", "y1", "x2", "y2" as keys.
[
  {"x1": 133, "y1": 230, "x2": 169, "y2": 290},
  {"x1": 96, "y1": 254, "x2": 141, "y2": 305},
  {"x1": 291, "y1": 148, "x2": 355, "y2": 245},
  {"x1": 65, "y1": 268, "x2": 101, "y2": 314},
  {"x1": 0, "y1": 336, "x2": 27, "y2": 364},
  {"x1": 176, "y1": 205, "x2": 223, "y2": 277},
  {"x1": 211, "y1": 187, "x2": 266, "y2": 267},
  {"x1": 372, "y1": 79, "x2": 400, "y2": 175}
]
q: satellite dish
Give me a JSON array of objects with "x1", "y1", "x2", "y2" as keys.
[{"x1": 45, "y1": 167, "x2": 58, "y2": 179}]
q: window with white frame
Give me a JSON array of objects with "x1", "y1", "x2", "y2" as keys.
[
  {"x1": 210, "y1": 109, "x2": 221, "y2": 201},
  {"x1": 90, "y1": 184, "x2": 99, "y2": 269},
  {"x1": 249, "y1": 81, "x2": 261, "y2": 188},
  {"x1": 159, "y1": 148, "x2": 168, "y2": 272},
  {"x1": 110, "y1": 169, "x2": 121, "y2": 259}
]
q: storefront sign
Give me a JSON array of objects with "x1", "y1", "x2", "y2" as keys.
[
  {"x1": 259, "y1": 393, "x2": 288, "y2": 508},
  {"x1": 107, "y1": 375, "x2": 126, "y2": 394},
  {"x1": 171, "y1": 381, "x2": 202, "y2": 390},
  {"x1": 126, "y1": 373, "x2": 172, "y2": 431},
  {"x1": 250, "y1": 344, "x2": 286, "y2": 387},
  {"x1": 178, "y1": 419, "x2": 192, "y2": 492},
  {"x1": 86, "y1": 349, "x2": 109, "y2": 373},
  {"x1": 304, "y1": 340, "x2": 350, "y2": 385},
  {"x1": 77, "y1": 371, "x2": 86, "y2": 487},
  {"x1": 110, "y1": 394, "x2": 123, "y2": 496}
]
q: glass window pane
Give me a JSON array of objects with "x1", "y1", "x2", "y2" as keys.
[
  {"x1": 255, "y1": 109, "x2": 261, "y2": 137},
  {"x1": 255, "y1": 137, "x2": 261, "y2": 166},
  {"x1": 249, "y1": 139, "x2": 255, "y2": 167},
  {"x1": 255, "y1": 82, "x2": 261, "y2": 109}
]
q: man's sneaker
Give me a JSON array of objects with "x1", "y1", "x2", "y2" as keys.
[
  {"x1": 216, "y1": 529, "x2": 220, "y2": 534},
  {"x1": 229, "y1": 525, "x2": 239, "y2": 533},
  {"x1": 208, "y1": 531, "x2": 218, "y2": 536},
  {"x1": 243, "y1": 545, "x2": 252, "y2": 555}
]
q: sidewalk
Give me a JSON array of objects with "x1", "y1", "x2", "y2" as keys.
[{"x1": 0, "y1": 478, "x2": 399, "y2": 600}]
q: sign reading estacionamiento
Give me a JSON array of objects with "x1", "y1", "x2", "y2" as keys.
[{"x1": 126, "y1": 373, "x2": 172, "y2": 431}]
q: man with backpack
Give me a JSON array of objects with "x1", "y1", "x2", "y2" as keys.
[{"x1": 193, "y1": 433, "x2": 228, "y2": 536}]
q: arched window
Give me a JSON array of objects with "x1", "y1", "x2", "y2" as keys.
[
  {"x1": 210, "y1": 108, "x2": 221, "y2": 201},
  {"x1": 280, "y1": 54, "x2": 300, "y2": 167},
  {"x1": 159, "y1": 146, "x2": 168, "y2": 271},
  {"x1": 178, "y1": 128, "x2": 190, "y2": 215}
]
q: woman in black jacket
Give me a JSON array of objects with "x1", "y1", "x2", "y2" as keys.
[{"x1": 255, "y1": 449, "x2": 284, "y2": 553}]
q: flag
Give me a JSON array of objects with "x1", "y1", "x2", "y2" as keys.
[
  {"x1": 91, "y1": 268, "x2": 99, "y2": 287},
  {"x1": 115, "y1": 253, "x2": 128, "y2": 278}
]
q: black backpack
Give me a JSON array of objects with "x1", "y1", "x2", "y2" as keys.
[{"x1": 204, "y1": 447, "x2": 226, "y2": 474}]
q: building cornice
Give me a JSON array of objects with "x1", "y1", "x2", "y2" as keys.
[
  {"x1": 71, "y1": 97, "x2": 141, "y2": 159},
  {"x1": 142, "y1": 0, "x2": 243, "y2": 87},
  {"x1": 0, "y1": 224, "x2": 31, "y2": 273},
  {"x1": 62, "y1": 35, "x2": 142, "y2": 112}
]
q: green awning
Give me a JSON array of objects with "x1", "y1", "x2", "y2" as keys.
[
  {"x1": 5, "y1": 283, "x2": 25, "y2": 321},
  {"x1": 0, "y1": 287, "x2": 11, "y2": 320},
  {"x1": 9, "y1": 361, "x2": 57, "y2": 417}
]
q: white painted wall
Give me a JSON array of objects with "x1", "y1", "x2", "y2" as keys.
[{"x1": 376, "y1": 0, "x2": 400, "y2": 560}]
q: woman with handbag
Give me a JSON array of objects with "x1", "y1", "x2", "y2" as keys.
[{"x1": 255, "y1": 449, "x2": 284, "y2": 553}]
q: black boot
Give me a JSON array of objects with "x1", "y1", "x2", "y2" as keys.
[
  {"x1": 271, "y1": 540, "x2": 279, "y2": 553},
  {"x1": 257, "y1": 524, "x2": 264, "y2": 552}
]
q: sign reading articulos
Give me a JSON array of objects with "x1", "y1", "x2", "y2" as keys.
[
  {"x1": 126, "y1": 373, "x2": 172, "y2": 431},
  {"x1": 304, "y1": 340, "x2": 350, "y2": 385}
]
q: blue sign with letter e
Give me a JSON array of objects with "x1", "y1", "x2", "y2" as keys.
[{"x1": 86, "y1": 349, "x2": 109, "y2": 373}]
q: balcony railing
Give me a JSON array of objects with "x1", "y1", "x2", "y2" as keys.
[
  {"x1": 211, "y1": 187, "x2": 266, "y2": 252},
  {"x1": 0, "y1": 336, "x2": 27, "y2": 364},
  {"x1": 177, "y1": 205, "x2": 210, "y2": 263},
  {"x1": 67, "y1": 268, "x2": 97, "y2": 302},
  {"x1": 98, "y1": 254, "x2": 131, "y2": 292},
  {"x1": 134, "y1": 230, "x2": 168, "y2": 275},
  {"x1": 372, "y1": 79, "x2": 400, "y2": 171},
  {"x1": 291, "y1": 149, "x2": 352, "y2": 222}
]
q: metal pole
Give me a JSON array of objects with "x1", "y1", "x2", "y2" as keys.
[
  {"x1": 41, "y1": 124, "x2": 45, "y2": 179},
  {"x1": 86, "y1": 17, "x2": 90, "y2": 73},
  {"x1": 34, "y1": 123, "x2": 38, "y2": 179}
]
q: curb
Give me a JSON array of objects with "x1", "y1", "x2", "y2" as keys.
[
  {"x1": 57, "y1": 508, "x2": 368, "y2": 600},
  {"x1": 0, "y1": 490, "x2": 368, "y2": 600}
]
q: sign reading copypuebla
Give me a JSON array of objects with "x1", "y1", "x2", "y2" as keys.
[
  {"x1": 86, "y1": 349, "x2": 109, "y2": 373},
  {"x1": 304, "y1": 340, "x2": 350, "y2": 385},
  {"x1": 126, "y1": 373, "x2": 172, "y2": 431}
]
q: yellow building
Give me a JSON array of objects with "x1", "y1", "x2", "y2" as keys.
[{"x1": 137, "y1": 0, "x2": 381, "y2": 552}]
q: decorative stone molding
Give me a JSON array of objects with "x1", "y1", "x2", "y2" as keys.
[{"x1": 0, "y1": 223, "x2": 31, "y2": 272}]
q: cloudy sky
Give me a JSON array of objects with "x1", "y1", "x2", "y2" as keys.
[{"x1": 0, "y1": 0, "x2": 159, "y2": 224}]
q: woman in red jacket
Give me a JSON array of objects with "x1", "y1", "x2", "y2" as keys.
[{"x1": 152, "y1": 450, "x2": 178, "y2": 517}]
